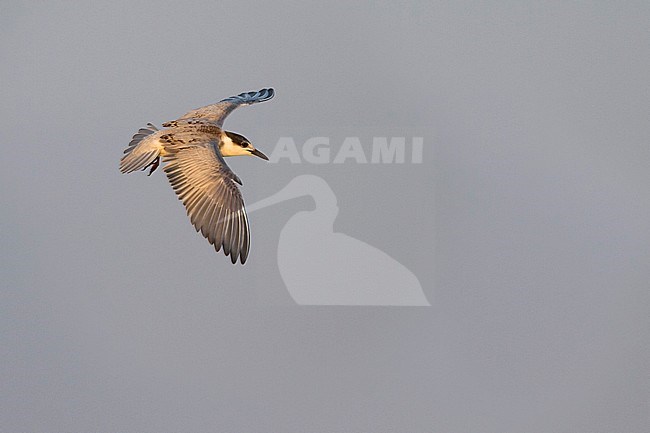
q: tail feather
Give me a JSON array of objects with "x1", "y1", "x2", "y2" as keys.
[{"x1": 120, "y1": 123, "x2": 161, "y2": 174}]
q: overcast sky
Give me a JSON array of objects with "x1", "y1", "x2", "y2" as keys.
[{"x1": 2, "y1": 1, "x2": 649, "y2": 432}]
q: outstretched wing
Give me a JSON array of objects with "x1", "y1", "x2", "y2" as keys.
[
  {"x1": 162, "y1": 130, "x2": 251, "y2": 264},
  {"x1": 168, "y1": 88, "x2": 275, "y2": 128}
]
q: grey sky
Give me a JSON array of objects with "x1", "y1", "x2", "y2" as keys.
[{"x1": 2, "y1": 1, "x2": 649, "y2": 432}]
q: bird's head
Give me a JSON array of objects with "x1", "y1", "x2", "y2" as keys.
[{"x1": 221, "y1": 131, "x2": 269, "y2": 160}]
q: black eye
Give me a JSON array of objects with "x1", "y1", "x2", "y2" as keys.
[{"x1": 242, "y1": 142, "x2": 250, "y2": 147}]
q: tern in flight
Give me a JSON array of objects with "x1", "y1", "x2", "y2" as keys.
[{"x1": 120, "y1": 88, "x2": 275, "y2": 264}]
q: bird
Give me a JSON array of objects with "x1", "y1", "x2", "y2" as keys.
[{"x1": 120, "y1": 88, "x2": 275, "y2": 264}]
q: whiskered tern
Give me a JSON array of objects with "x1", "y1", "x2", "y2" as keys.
[{"x1": 120, "y1": 88, "x2": 275, "y2": 264}]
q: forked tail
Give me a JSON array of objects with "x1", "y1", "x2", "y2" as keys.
[{"x1": 119, "y1": 123, "x2": 161, "y2": 174}]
